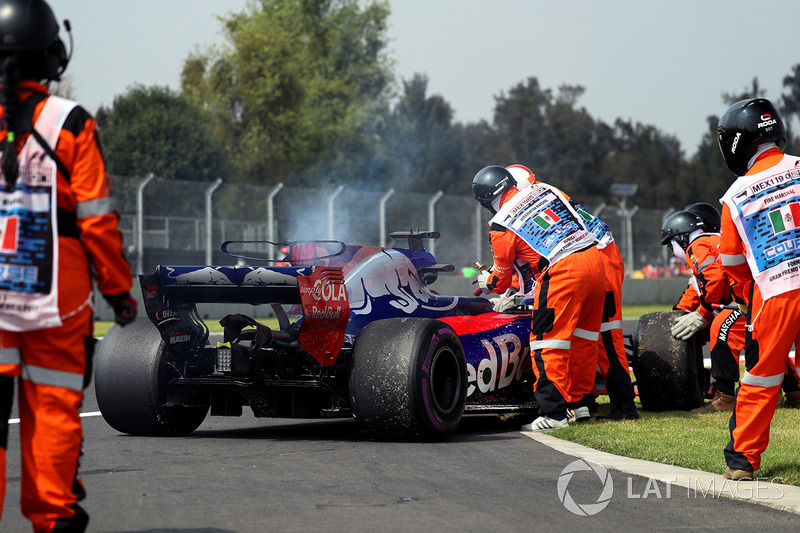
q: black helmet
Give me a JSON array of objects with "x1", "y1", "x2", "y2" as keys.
[
  {"x1": 685, "y1": 202, "x2": 721, "y2": 233},
  {"x1": 0, "y1": 0, "x2": 70, "y2": 81},
  {"x1": 717, "y1": 98, "x2": 786, "y2": 177},
  {"x1": 472, "y1": 165, "x2": 515, "y2": 212},
  {"x1": 660, "y1": 210, "x2": 705, "y2": 249}
]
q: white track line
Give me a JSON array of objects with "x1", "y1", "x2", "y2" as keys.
[{"x1": 8, "y1": 411, "x2": 102, "y2": 425}]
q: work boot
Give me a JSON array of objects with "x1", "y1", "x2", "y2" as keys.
[
  {"x1": 691, "y1": 391, "x2": 734, "y2": 413},
  {"x1": 597, "y1": 399, "x2": 639, "y2": 420},
  {"x1": 779, "y1": 390, "x2": 800, "y2": 408},
  {"x1": 705, "y1": 382, "x2": 718, "y2": 400},
  {"x1": 723, "y1": 467, "x2": 754, "y2": 481}
]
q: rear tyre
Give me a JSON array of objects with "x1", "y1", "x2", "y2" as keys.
[
  {"x1": 349, "y1": 318, "x2": 467, "y2": 441},
  {"x1": 95, "y1": 318, "x2": 209, "y2": 436},
  {"x1": 632, "y1": 310, "x2": 705, "y2": 411}
]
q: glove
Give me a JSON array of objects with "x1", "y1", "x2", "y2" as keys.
[
  {"x1": 737, "y1": 302, "x2": 748, "y2": 314},
  {"x1": 671, "y1": 310, "x2": 707, "y2": 341},
  {"x1": 492, "y1": 294, "x2": 517, "y2": 313},
  {"x1": 477, "y1": 270, "x2": 493, "y2": 294},
  {"x1": 491, "y1": 288, "x2": 518, "y2": 312},
  {"x1": 105, "y1": 292, "x2": 138, "y2": 326}
]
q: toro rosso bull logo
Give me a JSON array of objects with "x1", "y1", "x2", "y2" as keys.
[
  {"x1": 346, "y1": 250, "x2": 457, "y2": 315},
  {"x1": 163, "y1": 266, "x2": 304, "y2": 286},
  {"x1": 166, "y1": 266, "x2": 236, "y2": 284}
]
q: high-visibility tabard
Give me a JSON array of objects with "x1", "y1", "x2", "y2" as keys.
[
  {"x1": 0, "y1": 96, "x2": 77, "y2": 330},
  {"x1": 490, "y1": 183, "x2": 597, "y2": 266},
  {"x1": 722, "y1": 154, "x2": 800, "y2": 300}
]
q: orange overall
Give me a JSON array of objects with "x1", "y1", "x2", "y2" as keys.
[
  {"x1": 484, "y1": 187, "x2": 605, "y2": 416},
  {"x1": 720, "y1": 147, "x2": 800, "y2": 472},
  {"x1": 684, "y1": 233, "x2": 733, "y2": 391},
  {"x1": 595, "y1": 242, "x2": 635, "y2": 404},
  {"x1": 0, "y1": 82, "x2": 132, "y2": 531}
]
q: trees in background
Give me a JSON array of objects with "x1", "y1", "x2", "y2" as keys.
[
  {"x1": 178, "y1": 0, "x2": 393, "y2": 187},
  {"x1": 96, "y1": 2, "x2": 800, "y2": 210},
  {"x1": 97, "y1": 85, "x2": 226, "y2": 181}
]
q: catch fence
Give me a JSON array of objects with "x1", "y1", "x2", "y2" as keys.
[{"x1": 110, "y1": 175, "x2": 680, "y2": 278}]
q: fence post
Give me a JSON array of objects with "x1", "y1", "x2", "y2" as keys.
[
  {"x1": 611, "y1": 184, "x2": 638, "y2": 277},
  {"x1": 625, "y1": 205, "x2": 639, "y2": 276},
  {"x1": 204, "y1": 178, "x2": 223, "y2": 265},
  {"x1": 136, "y1": 173, "x2": 155, "y2": 275},
  {"x1": 427, "y1": 190, "x2": 444, "y2": 255},
  {"x1": 379, "y1": 188, "x2": 395, "y2": 247},
  {"x1": 267, "y1": 182, "x2": 284, "y2": 259},
  {"x1": 328, "y1": 184, "x2": 345, "y2": 240},
  {"x1": 593, "y1": 203, "x2": 607, "y2": 217}
]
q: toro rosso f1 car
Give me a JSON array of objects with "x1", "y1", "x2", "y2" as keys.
[{"x1": 95, "y1": 232, "x2": 538, "y2": 441}]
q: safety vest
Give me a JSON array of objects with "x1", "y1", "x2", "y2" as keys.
[
  {"x1": 0, "y1": 96, "x2": 76, "y2": 330},
  {"x1": 490, "y1": 182, "x2": 598, "y2": 266},
  {"x1": 721, "y1": 154, "x2": 800, "y2": 300},
  {"x1": 573, "y1": 202, "x2": 614, "y2": 249}
]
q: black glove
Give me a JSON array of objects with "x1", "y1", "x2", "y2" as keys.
[{"x1": 105, "y1": 292, "x2": 138, "y2": 326}]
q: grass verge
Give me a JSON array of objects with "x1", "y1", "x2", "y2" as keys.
[
  {"x1": 621, "y1": 303, "x2": 672, "y2": 319},
  {"x1": 553, "y1": 400, "x2": 800, "y2": 486}
]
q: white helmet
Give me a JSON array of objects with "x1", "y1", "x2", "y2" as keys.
[{"x1": 505, "y1": 164, "x2": 535, "y2": 188}]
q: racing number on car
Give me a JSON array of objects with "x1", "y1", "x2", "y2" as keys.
[{"x1": 467, "y1": 333, "x2": 527, "y2": 396}]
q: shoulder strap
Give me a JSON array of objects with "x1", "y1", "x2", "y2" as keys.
[
  {"x1": 1, "y1": 92, "x2": 71, "y2": 182},
  {"x1": 30, "y1": 127, "x2": 70, "y2": 181}
]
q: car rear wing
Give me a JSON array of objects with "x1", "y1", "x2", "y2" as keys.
[
  {"x1": 139, "y1": 265, "x2": 350, "y2": 366},
  {"x1": 141, "y1": 265, "x2": 314, "y2": 305}
]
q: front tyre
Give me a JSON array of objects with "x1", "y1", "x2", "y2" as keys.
[{"x1": 349, "y1": 318, "x2": 467, "y2": 441}]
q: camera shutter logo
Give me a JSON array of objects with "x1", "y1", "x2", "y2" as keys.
[{"x1": 557, "y1": 459, "x2": 614, "y2": 516}]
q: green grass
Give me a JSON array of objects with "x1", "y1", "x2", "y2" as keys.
[
  {"x1": 621, "y1": 303, "x2": 672, "y2": 319},
  {"x1": 552, "y1": 399, "x2": 800, "y2": 486}
]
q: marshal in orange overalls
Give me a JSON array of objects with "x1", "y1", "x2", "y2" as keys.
[{"x1": 0, "y1": 81, "x2": 132, "y2": 532}]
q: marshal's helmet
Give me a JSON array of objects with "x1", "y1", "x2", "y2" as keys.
[
  {"x1": 660, "y1": 210, "x2": 705, "y2": 249},
  {"x1": 0, "y1": 0, "x2": 70, "y2": 82},
  {"x1": 684, "y1": 202, "x2": 721, "y2": 233},
  {"x1": 505, "y1": 164, "x2": 536, "y2": 188},
  {"x1": 717, "y1": 98, "x2": 786, "y2": 177},
  {"x1": 472, "y1": 165, "x2": 515, "y2": 212}
]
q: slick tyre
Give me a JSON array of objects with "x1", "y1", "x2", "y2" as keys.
[
  {"x1": 349, "y1": 318, "x2": 467, "y2": 441},
  {"x1": 632, "y1": 311, "x2": 705, "y2": 411},
  {"x1": 95, "y1": 318, "x2": 209, "y2": 436}
]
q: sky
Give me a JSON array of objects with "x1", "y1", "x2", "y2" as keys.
[{"x1": 46, "y1": 0, "x2": 800, "y2": 153}]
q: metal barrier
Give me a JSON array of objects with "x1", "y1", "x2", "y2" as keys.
[{"x1": 110, "y1": 175, "x2": 682, "y2": 278}]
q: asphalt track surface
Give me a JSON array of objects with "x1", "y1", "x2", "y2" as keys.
[{"x1": 3, "y1": 322, "x2": 800, "y2": 532}]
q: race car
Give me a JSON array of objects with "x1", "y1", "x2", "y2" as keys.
[{"x1": 95, "y1": 231, "x2": 539, "y2": 441}]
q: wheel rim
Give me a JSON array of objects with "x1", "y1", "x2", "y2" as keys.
[{"x1": 428, "y1": 345, "x2": 462, "y2": 415}]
